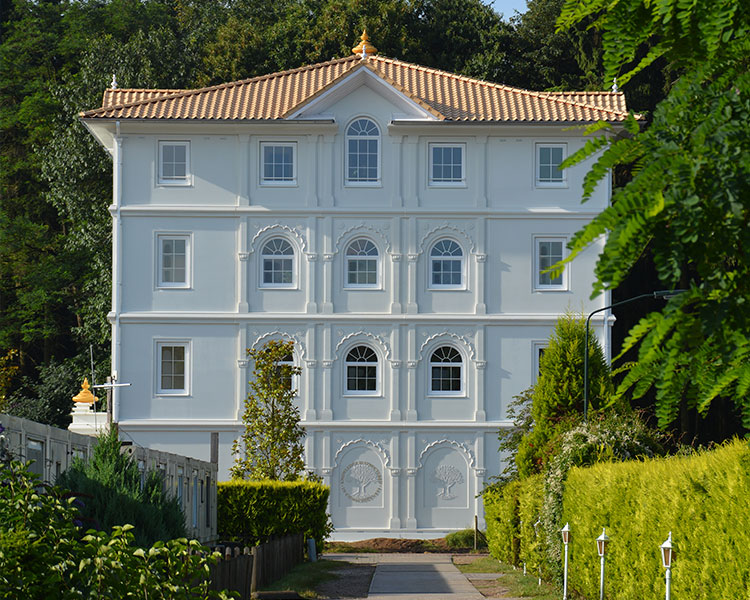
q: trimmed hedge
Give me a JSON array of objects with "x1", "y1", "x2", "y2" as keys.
[
  {"x1": 562, "y1": 438, "x2": 750, "y2": 600},
  {"x1": 217, "y1": 480, "x2": 332, "y2": 551},
  {"x1": 484, "y1": 480, "x2": 520, "y2": 565},
  {"x1": 518, "y1": 474, "x2": 544, "y2": 575}
]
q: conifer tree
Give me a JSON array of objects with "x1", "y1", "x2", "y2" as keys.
[{"x1": 231, "y1": 340, "x2": 305, "y2": 480}]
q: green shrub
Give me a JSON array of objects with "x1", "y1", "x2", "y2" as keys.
[
  {"x1": 516, "y1": 312, "x2": 616, "y2": 478},
  {"x1": 540, "y1": 412, "x2": 663, "y2": 580},
  {"x1": 445, "y1": 528, "x2": 487, "y2": 549},
  {"x1": 483, "y1": 480, "x2": 521, "y2": 565},
  {"x1": 0, "y1": 460, "x2": 231, "y2": 599},
  {"x1": 57, "y1": 426, "x2": 186, "y2": 547},
  {"x1": 217, "y1": 479, "x2": 332, "y2": 551},
  {"x1": 562, "y1": 438, "x2": 750, "y2": 600}
]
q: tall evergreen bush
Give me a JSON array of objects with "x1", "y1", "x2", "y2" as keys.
[
  {"x1": 57, "y1": 426, "x2": 186, "y2": 547},
  {"x1": 515, "y1": 312, "x2": 615, "y2": 477}
]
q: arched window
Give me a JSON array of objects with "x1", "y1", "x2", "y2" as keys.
[
  {"x1": 261, "y1": 238, "x2": 294, "y2": 287},
  {"x1": 430, "y1": 346, "x2": 463, "y2": 393},
  {"x1": 345, "y1": 345, "x2": 378, "y2": 393},
  {"x1": 275, "y1": 348, "x2": 295, "y2": 391},
  {"x1": 346, "y1": 118, "x2": 379, "y2": 184},
  {"x1": 345, "y1": 239, "x2": 379, "y2": 288},
  {"x1": 430, "y1": 239, "x2": 463, "y2": 288}
]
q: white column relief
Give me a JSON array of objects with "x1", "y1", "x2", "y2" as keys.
[
  {"x1": 475, "y1": 135, "x2": 488, "y2": 208},
  {"x1": 475, "y1": 216, "x2": 487, "y2": 315},
  {"x1": 306, "y1": 216, "x2": 317, "y2": 314},
  {"x1": 389, "y1": 327, "x2": 401, "y2": 421},
  {"x1": 304, "y1": 327, "x2": 316, "y2": 421},
  {"x1": 321, "y1": 217, "x2": 333, "y2": 314},
  {"x1": 237, "y1": 134, "x2": 250, "y2": 206},
  {"x1": 406, "y1": 218, "x2": 418, "y2": 314},
  {"x1": 474, "y1": 327, "x2": 486, "y2": 421},
  {"x1": 403, "y1": 136, "x2": 419, "y2": 208},
  {"x1": 320, "y1": 324, "x2": 333, "y2": 420},
  {"x1": 394, "y1": 135, "x2": 405, "y2": 208},
  {"x1": 389, "y1": 431, "x2": 401, "y2": 528},
  {"x1": 390, "y1": 217, "x2": 402, "y2": 314},
  {"x1": 321, "y1": 431, "x2": 332, "y2": 487},
  {"x1": 474, "y1": 434, "x2": 486, "y2": 528},
  {"x1": 306, "y1": 134, "x2": 318, "y2": 208},
  {"x1": 406, "y1": 327, "x2": 418, "y2": 421},
  {"x1": 320, "y1": 135, "x2": 335, "y2": 207},
  {"x1": 405, "y1": 432, "x2": 417, "y2": 529},
  {"x1": 236, "y1": 326, "x2": 249, "y2": 420},
  {"x1": 238, "y1": 217, "x2": 249, "y2": 313}
]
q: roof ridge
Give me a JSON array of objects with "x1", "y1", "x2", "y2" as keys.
[
  {"x1": 84, "y1": 55, "x2": 362, "y2": 116},
  {"x1": 370, "y1": 56, "x2": 629, "y2": 117}
]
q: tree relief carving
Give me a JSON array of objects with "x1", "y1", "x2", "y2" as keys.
[
  {"x1": 341, "y1": 461, "x2": 382, "y2": 502},
  {"x1": 434, "y1": 465, "x2": 464, "y2": 500}
]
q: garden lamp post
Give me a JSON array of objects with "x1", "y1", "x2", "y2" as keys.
[
  {"x1": 561, "y1": 523, "x2": 570, "y2": 600},
  {"x1": 583, "y1": 290, "x2": 686, "y2": 422},
  {"x1": 596, "y1": 528, "x2": 609, "y2": 600},
  {"x1": 661, "y1": 532, "x2": 674, "y2": 600},
  {"x1": 534, "y1": 519, "x2": 542, "y2": 586}
]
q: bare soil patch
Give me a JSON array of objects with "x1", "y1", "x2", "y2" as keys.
[
  {"x1": 325, "y1": 537, "x2": 467, "y2": 553},
  {"x1": 313, "y1": 562, "x2": 376, "y2": 599}
]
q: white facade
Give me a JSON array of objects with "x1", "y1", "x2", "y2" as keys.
[{"x1": 82, "y1": 59, "x2": 614, "y2": 538}]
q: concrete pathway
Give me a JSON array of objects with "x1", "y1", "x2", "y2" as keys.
[{"x1": 326, "y1": 554, "x2": 484, "y2": 600}]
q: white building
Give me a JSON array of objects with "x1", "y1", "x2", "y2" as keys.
[{"x1": 80, "y1": 34, "x2": 627, "y2": 538}]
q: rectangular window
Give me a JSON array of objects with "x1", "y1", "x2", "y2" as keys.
[
  {"x1": 158, "y1": 141, "x2": 191, "y2": 185},
  {"x1": 260, "y1": 143, "x2": 296, "y2": 185},
  {"x1": 26, "y1": 439, "x2": 44, "y2": 478},
  {"x1": 157, "y1": 341, "x2": 189, "y2": 395},
  {"x1": 536, "y1": 143, "x2": 566, "y2": 186},
  {"x1": 534, "y1": 237, "x2": 567, "y2": 290},
  {"x1": 157, "y1": 234, "x2": 191, "y2": 288},
  {"x1": 429, "y1": 143, "x2": 465, "y2": 185},
  {"x1": 532, "y1": 341, "x2": 548, "y2": 383}
]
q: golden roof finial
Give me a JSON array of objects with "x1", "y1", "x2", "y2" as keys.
[
  {"x1": 73, "y1": 378, "x2": 98, "y2": 404},
  {"x1": 352, "y1": 29, "x2": 377, "y2": 58}
]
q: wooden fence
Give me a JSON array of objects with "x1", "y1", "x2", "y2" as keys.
[{"x1": 209, "y1": 533, "x2": 305, "y2": 599}]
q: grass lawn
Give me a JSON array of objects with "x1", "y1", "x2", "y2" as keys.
[
  {"x1": 455, "y1": 556, "x2": 565, "y2": 600},
  {"x1": 260, "y1": 559, "x2": 341, "y2": 598}
]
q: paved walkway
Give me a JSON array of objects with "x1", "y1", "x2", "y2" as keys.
[{"x1": 326, "y1": 554, "x2": 486, "y2": 600}]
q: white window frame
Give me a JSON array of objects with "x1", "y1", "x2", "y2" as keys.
[
  {"x1": 156, "y1": 233, "x2": 192, "y2": 289},
  {"x1": 343, "y1": 344, "x2": 380, "y2": 396},
  {"x1": 428, "y1": 239, "x2": 466, "y2": 290},
  {"x1": 532, "y1": 341, "x2": 548, "y2": 384},
  {"x1": 345, "y1": 117, "x2": 381, "y2": 187},
  {"x1": 259, "y1": 237, "x2": 296, "y2": 289},
  {"x1": 155, "y1": 340, "x2": 191, "y2": 396},
  {"x1": 259, "y1": 142, "x2": 297, "y2": 186},
  {"x1": 535, "y1": 143, "x2": 567, "y2": 188},
  {"x1": 344, "y1": 238, "x2": 381, "y2": 289},
  {"x1": 428, "y1": 143, "x2": 466, "y2": 187},
  {"x1": 157, "y1": 141, "x2": 192, "y2": 186},
  {"x1": 533, "y1": 236, "x2": 569, "y2": 291},
  {"x1": 428, "y1": 345, "x2": 465, "y2": 396}
]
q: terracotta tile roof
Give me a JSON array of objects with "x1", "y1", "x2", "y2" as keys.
[{"x1": 82, "y1": 55, "x2": 634, "y2": 123}]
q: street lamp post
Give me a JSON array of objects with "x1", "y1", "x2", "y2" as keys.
[
  {"x1": 583, "y1": 290, "x2": 686, "y2": 422},
  {"x1": 596, "y1": 528, "x2": 609, "y2": 600},
  {"x1": 660, "y1": 532, "x2": 674, "y2": 600},
  {"x1": 561, "y1": 523, "x2": 570, "y2": 600}
]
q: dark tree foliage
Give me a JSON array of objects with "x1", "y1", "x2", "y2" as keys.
[{"x1": 1, "y1": 0, "x2": 633, "y2": 426}]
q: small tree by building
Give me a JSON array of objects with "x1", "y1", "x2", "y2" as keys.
[
  {"x1": 231, "y1": 340, "x2": 305, "y2": 480},
  {"x1": 514, "y1": 311, "x2": 617, "y2": 478}
]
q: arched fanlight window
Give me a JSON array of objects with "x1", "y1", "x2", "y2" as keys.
[
  {"x1": 346, "y1": 118, "x2": 380, "y2": 184},
  {"x1": 345, "y1": 345, "x2": 378, "y2": 393},
  {"x1": 430, "y1": 239, "x2": 463, "y2": 288},
  {"x1": 275, "y1": 348, "x2": 295, "y2": 391},
  {"x1": 430, "y1": 346, "x2": 463, "y2": 393},
  {"x1": 261, "y1": 238, "x2": 294, "y2": 287},
  {"x1": 345, "y1": 239, "x2": 379, "y2": 287}
]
